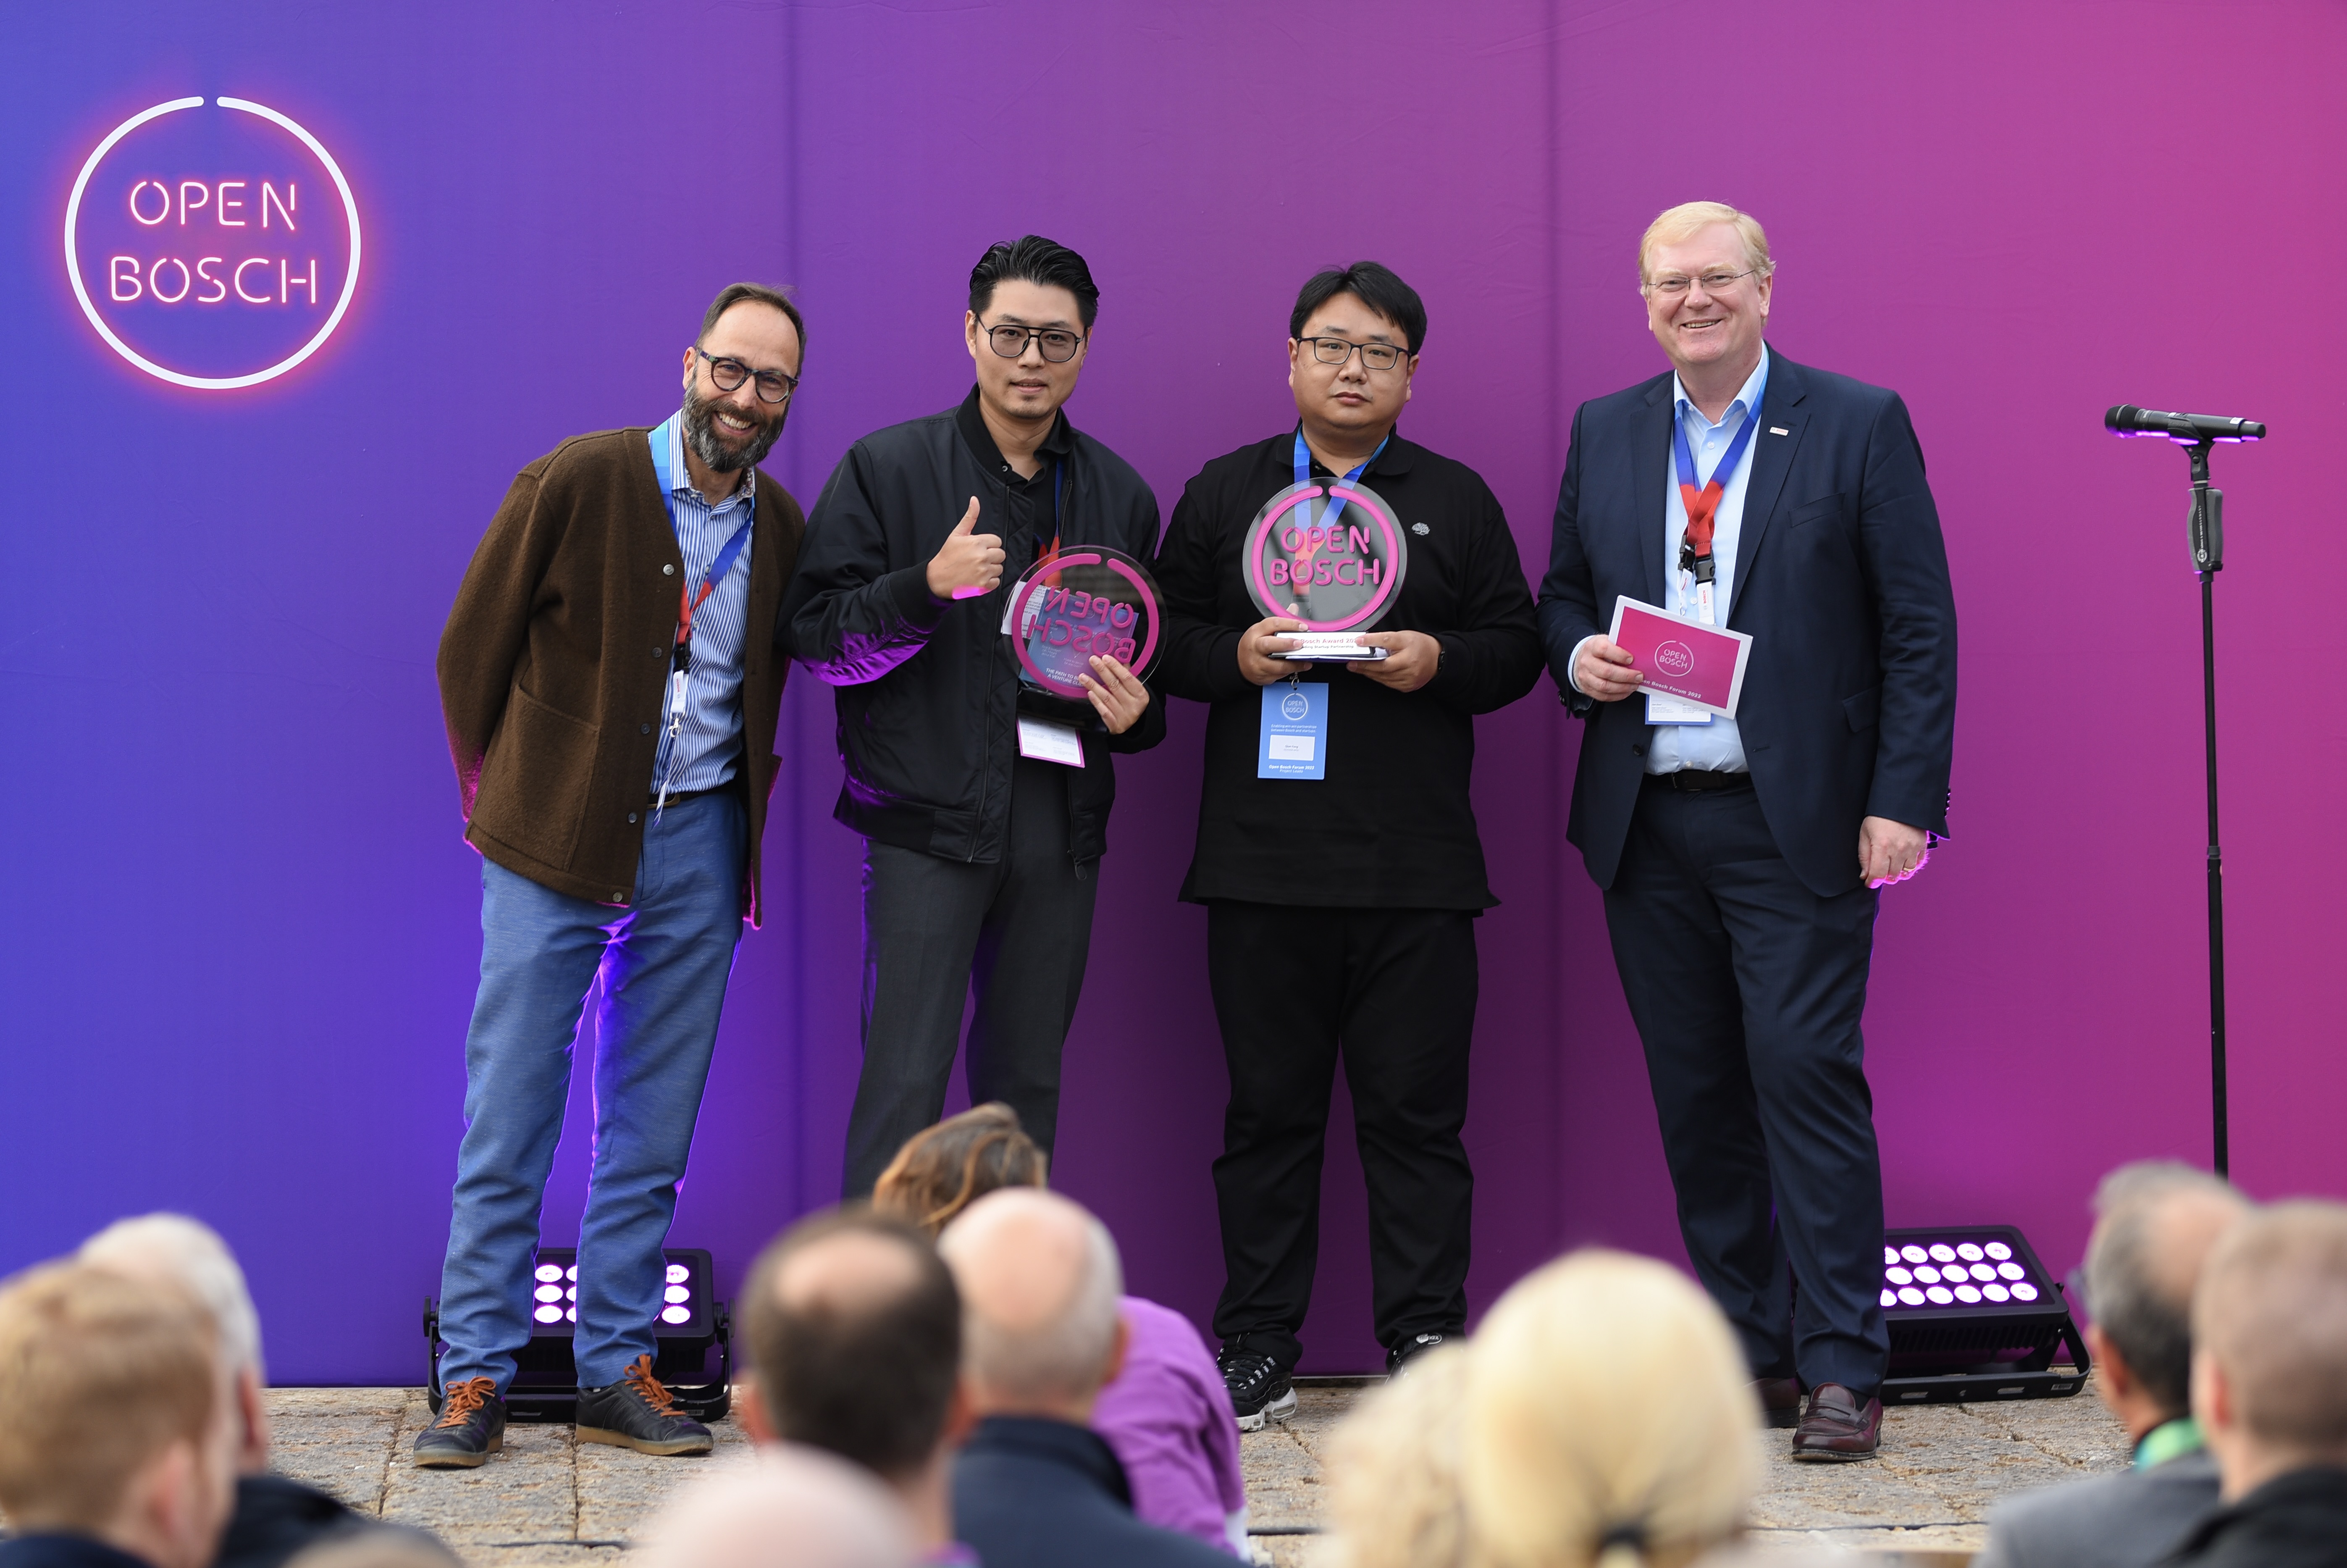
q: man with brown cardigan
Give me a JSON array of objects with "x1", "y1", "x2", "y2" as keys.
[{"x1": 423, "y1": 284, "x2": 807, "y2": 1469}]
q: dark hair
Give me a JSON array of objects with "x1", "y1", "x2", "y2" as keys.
[
  {"x1": 1289, "y1": 261, "x2": 1426, "y2": 354},
  {"x1": 741, "y1": 1210, "x2": 960, "y2": 1481},
  {"x1": 969, "y1": 236, "x2": 1100, "y2": 329},
  {"x1": 872, "y1": 1103, "x2": 1048, "y2": 1237},
  {"x1": 698, "y1": 282, "x2": 806, "y2": 360}
]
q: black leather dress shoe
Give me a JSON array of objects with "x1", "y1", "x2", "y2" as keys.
[
  {"x1": 575, "y1": 1355, "x2": 712, "y2": 1456},
  {"x1": 414, "y1": 1377, "x2": 505, "y2": 1468},
  {"x1": 1791, "y1": 1382, "x2": 1882, "y2": 1460},
  {"x1": 1753, "y1": 1376, "x2": 1803, "y2": 1429}
]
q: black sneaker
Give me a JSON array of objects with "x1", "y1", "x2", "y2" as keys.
[
  {"x1": 1218, "y1": 1338, "x2": 1297, "y2": 1432},
  {"x1": 575, "y1": 1354, "x2": 713, "y2": 1456},
  {"x1": 1386, "y1": 1332, "x2": 1449, "y2": 1376},
  {"x1": 414, "y1": 1376, "x2": 505, "y2": 1468}
]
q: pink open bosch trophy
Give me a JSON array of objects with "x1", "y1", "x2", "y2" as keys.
[
  {"x1": 1004, "y1": 544, "x2": 1164, "y2": 708},
  {"x1": 1241, "y1": 477, "x2": 1410, "y2": 662}
]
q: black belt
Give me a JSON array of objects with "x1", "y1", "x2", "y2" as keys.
[
  {"x1": 1644, "y1": 769, "x2": 1753, "y2": 793},
  {"x1": 649, "y1": 785, "x2": 727, "y2": 808}
]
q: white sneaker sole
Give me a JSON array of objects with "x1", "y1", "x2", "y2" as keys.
[{"x1": 1234, "y1": 1387, "x2": 1298, "y2": 1431}]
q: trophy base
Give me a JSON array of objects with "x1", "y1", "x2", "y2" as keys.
[{"x1": 1279, "y1": 633, "x2": 1387, "y2": 662}]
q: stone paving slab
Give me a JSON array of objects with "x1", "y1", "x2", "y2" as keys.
[{"x1": 250, "y1": 1380, "x2": 2129, "y2": 1565}]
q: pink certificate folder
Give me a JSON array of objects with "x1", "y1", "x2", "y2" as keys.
[{"x1": 1607, "y1": 596, "x2": 1753, "y2": 717}]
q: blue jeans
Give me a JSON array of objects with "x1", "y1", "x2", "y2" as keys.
[{"x1": 436, "y1": 789, "x2": 746, "y2": 1392}]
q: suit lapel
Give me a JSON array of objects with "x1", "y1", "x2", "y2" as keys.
[
  {"x1": 1729, "y1": 350, "x2": 1806, "y2": 629},
  {"x1": 1633, "y1": 379, "x2": 1672, "y2": 609}
]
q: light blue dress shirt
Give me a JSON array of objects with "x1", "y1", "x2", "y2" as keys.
[
  {"x1": 1647, "y1": 346, "x2": 1768, "y2": 774},
  {"x1": 649, "y1": 414, "x2": 754, "y2": 796}
]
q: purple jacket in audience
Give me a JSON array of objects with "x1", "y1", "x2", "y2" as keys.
[{"x1": 1091, "y1": 1296, "x2": 1250, "y2": 1555}]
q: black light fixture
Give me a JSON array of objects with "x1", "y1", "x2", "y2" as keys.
[
  {"x1": 423, "y1": 1246, "x2": 732, "y2": 1421},
  {"x1": 1880, "y1": 1226, "x2": 2091, "y2": 1405}
]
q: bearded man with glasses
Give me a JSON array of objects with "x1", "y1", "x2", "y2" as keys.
[
  {"x1": 1537, "y1": 202, "x2": 1958, "y2": 1460},
  {"x1": 427, "y1": 283, "x2": 809, "y2": 1466},
  {"x1": 1153, "y1": 261, "x2": 1542, "y2": 1427},
  {"x1": 785, "y1": 236, "x2": 1163, "y2": 1199}
]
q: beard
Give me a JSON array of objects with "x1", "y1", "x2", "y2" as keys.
[{"x1": 682, "y1": 381, "x2": 785, "y2": 473}]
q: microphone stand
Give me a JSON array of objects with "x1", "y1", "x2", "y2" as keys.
[{"x1": 2182, "y1": 439, "x2": 2229, "y2": 1177}]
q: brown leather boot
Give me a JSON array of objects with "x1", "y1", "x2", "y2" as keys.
[
  {"x1": 1791, "y1": 1382, "x2": 1881, "y2": 1460},
  {"x1": 1753, "y1": 1376, "x2": 1803, "y2": 1430}
]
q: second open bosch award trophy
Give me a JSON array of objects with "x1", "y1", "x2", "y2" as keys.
[
  {"x1": 1241, "y1": 476, "x2": 1410, "y2": 661},
  {"x1": 1003, "y1": 544, "x2": 1164, "y2": 713}
]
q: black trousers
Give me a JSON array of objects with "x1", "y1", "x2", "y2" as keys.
[
  {"x1": 1206, "y1": 901, "x2": 1477, "y2": 1368},
  {"x1": 1603, "y1": 777, "x2": 1889, "y2": 1395},
  {"x1": 840, "y1": 759, "x2": 1098, "y2": 1198}
]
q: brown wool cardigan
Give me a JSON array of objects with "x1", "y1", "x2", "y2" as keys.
[{"x1": 436, "y1": 428, "x2": 804, "y2": 925}]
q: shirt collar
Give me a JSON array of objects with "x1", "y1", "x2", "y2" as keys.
[
  {"x1": 956, "y1": 386, "x2": 1074, "y2": 481},
  {"x1": 2134, "y1": 1415, "x2": 2205, "y2": 1471},
  {"x1": 1671, "y1": 343, "x2": 1771, "y2": 430}
]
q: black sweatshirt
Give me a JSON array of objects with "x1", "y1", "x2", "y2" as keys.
[{"x1": 1153, "y1": 429, "x2": 1543, "y2": 908}]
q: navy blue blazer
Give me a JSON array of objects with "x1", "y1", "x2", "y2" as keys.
[{"x1": 1537, "y1": 349, "x2": 1956, "y2": 896}]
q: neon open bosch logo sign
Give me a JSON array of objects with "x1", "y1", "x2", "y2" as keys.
[{"x1": 64, "y1": 96, "x2": 361, "y2": 390}]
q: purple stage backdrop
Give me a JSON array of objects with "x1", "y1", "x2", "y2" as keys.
[{"x1": 3, "y1": 2, "x2": 2341, "y2": 1382}]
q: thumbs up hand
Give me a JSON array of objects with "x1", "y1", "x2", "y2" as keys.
[{"x1": 927, "y1": 498, "x2": 1005, "y2": 601}]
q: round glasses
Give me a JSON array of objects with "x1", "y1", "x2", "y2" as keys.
[
  {"x1": 697, "y1": 348, "x2": 797, "y2": 404},
  {"x1": 980, "y1": 321, "x2": 1085, "y2": 363},
  {"x1": 1300, "y1": 336, "x2": 1407, "y2": 372},
  {"x1": 1644, "y1": 268, "x2": 1760, "y2": 297}
]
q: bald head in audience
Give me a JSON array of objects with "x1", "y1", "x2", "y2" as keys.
[
  {"x1": 635, "y1": 1448, "x2": 912, "y2": 1568},
  {"x1": 2082, "y1": 1162, "x2": 2250, "y2": 1441},
  {"x1": 2192, "y1": 1199, "x2": 2347, "y2": 1501},
  {"x1": 936, "y1": 1188, "x2": 1128, "y2": 1422},
  {"x1": 81, "y1": 1213, "x2": 274, "y2": 1474}
]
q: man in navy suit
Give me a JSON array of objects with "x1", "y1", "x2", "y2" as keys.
[{"x1": 1537, "y1": 202, "x2": 1956, "y2": 1461}]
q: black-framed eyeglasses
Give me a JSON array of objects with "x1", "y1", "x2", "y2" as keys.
[
  {"x1": 1299, "y1": 336, "x2": 1409, "y2": 372},
  {"x1": 1644, "y1": 268, "x2": 1760, "y2": 297},
  {"x1": 979, "y1": 320, "x2": 1086, "y2": 363},
  {"x1": 697, "y1": 347, "x2": 798, "y2": 404}
]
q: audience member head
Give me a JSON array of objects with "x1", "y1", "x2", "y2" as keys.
[
  {"x1": 1326, "y1": 1344, "x2": 1471, "y2": 1568},
  {"x1": 740, "y1": 1209, "x2": 965, "y2": 1483},
  {"x1": 0, "y1": 1261, "x2": 239, "y2": 1568},
  {"x1": 80, "y1": 1212, "x2": 273, "y2": 1473},
  {"x1": 1459, "y1": 1250, "x2": 1759, "y2": 1568},
  {"x1": 871, "y1": 1103, "x2": 1047, "y2": 1237},
  {"x1": 935, "y1": 1188, "x2": 1126, "y2": 1424},
  {"x1": 2080, "y1": 1160, "x2": 2249, "y2": 1440},
  {"x1": 2193, "y1": 1199, "x2": 2347, "y2": 1500},
  {"x1": 282, "y1": 1529, "x2": 461, "y2": 1568},
  {"x1": 635, "y1": 1447, "x2": 913, "y2": 1568}
]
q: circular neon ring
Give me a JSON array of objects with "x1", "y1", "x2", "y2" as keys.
[
  {"x1": 1243, "y1": 483, "x2": 1404, "y2": 632},
  {"x1": 64, "y1": 95, "x2": 363, "y2": 390},
  {"x1": 1009, "y1": 551, "x2": 1161, "y2": 700}
]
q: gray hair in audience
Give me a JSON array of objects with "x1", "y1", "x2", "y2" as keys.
[
  {"x1": 2195, "y1": 1199, "x2": 2347, "y2": 1454},
  {"x1": 635, "y1": 1446, "x2": 913, "y2": 1568},
  {"x1": 80, "y1": 1213, "x2": 266, "y2": 1382},
  {"x1": 939, "y1": 1189, "x2": 1123, "y2": 1407},
  {"x1": 2083, "y1": 1161, "x2": 2245, "y2": 1416},
  {"x1": 282, "y1": 1528, "x2": 461, "y2": 1568}
]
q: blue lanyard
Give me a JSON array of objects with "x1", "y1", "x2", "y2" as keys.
[
  {"x1": 1669, "y1": 362, "x2": 1767, "y2": 560},
  {"x1": 650, "y1": 417, "x2": 754, "y2": 649},
  {"x1": 1293, "y1": 429, "x2": 1390, "y2": 532}
]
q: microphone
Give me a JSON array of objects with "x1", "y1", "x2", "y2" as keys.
[{"x1": 2105, "y1": 406, "x2": 2266, "y2": 442}]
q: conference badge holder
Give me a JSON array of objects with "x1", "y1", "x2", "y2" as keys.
[{"x1": 1002, "y1": 544, "x2": 1164, "y2": 767}]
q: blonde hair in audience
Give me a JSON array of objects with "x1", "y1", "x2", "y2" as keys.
[
  {"x1": 0, "y1": 1261, "x2": 220, "y2": 1531},
  {"x1": 1461, "y1": 1250, "x2": 1760, "y2": 1568},
  {"x1": 872, "y1": 1102, "x2": 1047, "y2": 1237},
  {"x1": 2195, "y1": 1199, "x2": 2347, "y2": 1455},
  {"x1": 1638, "y1": 202, "x2": 1773, "y2": 287},
  {"x1": 1326, "y1": 1343, "x2": 1472, "y2": 1568}
]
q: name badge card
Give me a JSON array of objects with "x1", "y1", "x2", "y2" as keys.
[
  {"x1": 1608, "y1": 596, "x2": 1753, "y2": 717},
  {"x1": 1016, "y1": 716, "x2": 1086, "y2": 767},
  {"x1": 1242, "y1": 478, "x2": 1409, "y2": 662},
  {"x1": 1258, "y1": 682, "x2": 1328, "y2": 780}
]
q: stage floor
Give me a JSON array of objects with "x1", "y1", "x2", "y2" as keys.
[{"x1": 254, "y1": 1380, "x2": 2128, "y2": 1564}]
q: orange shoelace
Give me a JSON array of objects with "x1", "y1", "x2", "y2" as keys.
[
  {"x1": 622, "y1": 1354, "x2": 683, "y2": 1417},
  {"x1": 435, "y1": 1376, "x2": 496, "y2": 1429}
]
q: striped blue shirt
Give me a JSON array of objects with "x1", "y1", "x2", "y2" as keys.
[{"x1": 649, "y1": 414, "x2": 753, "y2": 796}]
